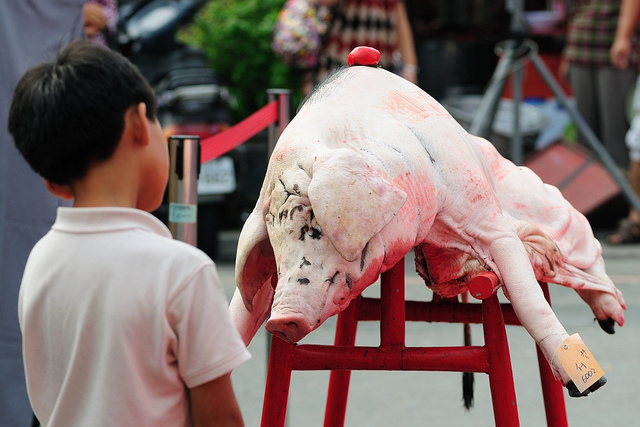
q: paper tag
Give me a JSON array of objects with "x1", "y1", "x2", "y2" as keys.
[
  {"x1": 169, "y1": 203, "x2": 197, "y2": 224},
  {"x1": 556, "y1": 333, "x2": 605, "y2": 393}
]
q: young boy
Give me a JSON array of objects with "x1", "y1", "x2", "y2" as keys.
[{"x1": 8, "y1": 40, "x2": 250, "y2": 426}]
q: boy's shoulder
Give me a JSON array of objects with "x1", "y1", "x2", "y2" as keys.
[
  {"x1": 25, "y1": 207, "x2": 217, "y2": 300},
  {"x1": 43, "y1": 206, "x2": 214, "y2": 265}
]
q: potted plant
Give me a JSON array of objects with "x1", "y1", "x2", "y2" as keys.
[{"x1": 180, "y1": 0, "x2": 302, "y2": 122}]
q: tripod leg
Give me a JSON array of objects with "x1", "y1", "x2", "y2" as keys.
[
  {"x1": 528, "y1": 51, "x2": 640, "y2": 214},
  {"x1": 470, "y1": 42, "x2": 520, "y2": 139},
  {"x1": 511, "y1": 63, "x2": 524, "y2": 164}
]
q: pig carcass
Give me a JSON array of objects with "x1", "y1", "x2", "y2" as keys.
[{"x1": 230, "y1": 63, "x2": 626, "y2": 391}]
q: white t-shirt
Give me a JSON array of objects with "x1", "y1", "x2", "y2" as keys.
[{"x1": 18, "y1": 207, "x2": 251, "y2": 426}]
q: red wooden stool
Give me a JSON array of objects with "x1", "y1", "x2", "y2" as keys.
[{"x1": 260, "y1": 258, "x2": 568, "y2": 427}]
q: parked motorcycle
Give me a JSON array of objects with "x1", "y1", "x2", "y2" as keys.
[{"x1": 116, "y1": 0, "x2": 238, "y2": 260}]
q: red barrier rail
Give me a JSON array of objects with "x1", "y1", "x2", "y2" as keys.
[{"x1": 200, "y1": 100, "x2": 279, "y2": 163}]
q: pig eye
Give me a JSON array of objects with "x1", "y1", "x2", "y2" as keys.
[
  {"x1": 299, "y1": 224, "x2": 322, "y2": 241},
  {"x1": 309, "y1": 226, "x2": 322, "y2": 239}
]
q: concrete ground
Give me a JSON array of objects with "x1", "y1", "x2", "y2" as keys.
[{"x1": 216, "y1": 231, "x2": 640, "y2": 426}]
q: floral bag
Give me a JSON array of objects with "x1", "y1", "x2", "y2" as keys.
[{"x1": 272, "y1": 0, "x2": 333, "y2": 69}]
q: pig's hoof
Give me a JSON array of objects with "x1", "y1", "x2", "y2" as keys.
[
  {"x1": 597, "y1": 318, "x2": 615, "y2": 334},
  {"x1": 565, "y1": 376, "x2": 607, "y2": 398}
]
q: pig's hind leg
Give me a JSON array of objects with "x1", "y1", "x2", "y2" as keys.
[
  {"x1": 576, "y1": 287, "x2": 626, "y2": 334},
  {"x1": 514, "y1": 221, "x2": 626, "y2": 334},
  {"x1": 575, "y1": 257, "x2": 627, "y2": 334},
  {"x1": 487, "y1": 234, "x2": 606, "y2": 396}
]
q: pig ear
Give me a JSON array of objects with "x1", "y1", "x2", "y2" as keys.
[
  {"x1": 235, "y1": 208, "x2": 276, "y2": 312},
  {"x1": 308, "y1": 149, "x2": 407, "y2": 262}
]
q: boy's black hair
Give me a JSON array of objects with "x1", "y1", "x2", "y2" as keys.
[{"x1": 8, "y1": 40, "x2": 157, "y2": 185}]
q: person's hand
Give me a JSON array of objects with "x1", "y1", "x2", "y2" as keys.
[
  {"x1": 610, "y1": 37, "x2": 633, "y2": 69},
  {"x1": 558, "y1": 57, "x2": 570, "y2": 82},
  {"x1": 402, "y1": 64, "x2": 419, "y2": 85},
  {"x1": 83, "y1": 2, "x2": 107, "y2": 37}
]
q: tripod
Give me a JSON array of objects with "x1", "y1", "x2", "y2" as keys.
[{"x1": 469, "y1": 0, "x2": 640, "y2": 214}]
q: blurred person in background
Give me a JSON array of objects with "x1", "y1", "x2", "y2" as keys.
[
  {"x1": 83, "y1": 0, "x2": 118, "y2": 47},
  {"x1": 306, "y1": 0, "x2": 418, "y2": 94},
  {"x1": 0, "y1": 1, "x2": 87, "y2": 425},
  {"x1": 559, "y1": 0, "x2": 638, "y2": 169},
  {"x1": 607, "y1": 0, "x2": 640, "y2": 244}
]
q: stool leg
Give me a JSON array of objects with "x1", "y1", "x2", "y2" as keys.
[
  {"x1": 537, "y1": 282, "x2": 568, "y2": 427},
  {"x1": 324, "y1": 296, "x2": 360, "y2": 427},
  {"x1": 261, "y1": 336, "x2": 293, "y2": 427},
  {"x1": 483, "y1": 294, "x2": 520, "y2": 427},
  {"x1": 537, "y1": 346, "x2": 568, "y2": 427}
]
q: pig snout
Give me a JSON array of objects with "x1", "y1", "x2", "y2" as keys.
[
  {"x1": 266, "y1": 313, "x2": 312, "y2": 343},
  {"x1": 265, "y1": 279, "x2": 323, "y2": 343},
  {"x1": 265, "y1": 268, "x2": 354, "y2": 343}
]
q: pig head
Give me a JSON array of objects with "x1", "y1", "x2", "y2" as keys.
[{"x1": 232, "y1": 147, "x2": 408, "y2": 344}]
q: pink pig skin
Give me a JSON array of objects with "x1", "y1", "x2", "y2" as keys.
[{"x1": 231, "y1": 65, "x2": 625, "y2": 385}]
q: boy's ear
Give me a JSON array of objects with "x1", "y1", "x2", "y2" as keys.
[
  {"x1": 124, "y1": 102, "x2": 150, "y2": 147},
  {"x1": 44, "y1": 179, "x2": 74, "y2": 200}
]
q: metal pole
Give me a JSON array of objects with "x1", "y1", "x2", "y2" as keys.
[
  {"x1": 267, "y1": 89, "x2": 291, "y2": 156},
  {"x1": 511, "y1": 60, "x2": 524, "y2": 165},
  {"x1": 167, "y1": 135, "x2": 201, "y2": 246},
  {"x1": 468, "y1": 43, "x2": 515, "y2": 139},
  {"x1": 470, "y1": 0, "x2": 528, "y2": 143}
]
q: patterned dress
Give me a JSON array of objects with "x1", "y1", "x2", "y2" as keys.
[
  {"x1": 562, "y1": 0, "x2": 639, "y2": 168},
  {"x1": 563, "y1": 0, "x2": 638, "y2": 68},
  {"x1": 87, "y1": 0, "x2": 118, "y2": 47},
  {"x1": 314, "y1": 0, "x2": 400, "y2": 84}
]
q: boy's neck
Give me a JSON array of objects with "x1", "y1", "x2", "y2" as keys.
[
  {"x1": 70, "y1": 141, "x2": 143, "y2": 210},
  {"x1": 71, "y1": 177, "x2": 140, "y2": 209}
]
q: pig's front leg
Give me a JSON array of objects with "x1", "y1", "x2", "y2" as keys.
[{"x1": 489, "y1": 236, "x2": 572, "y2": 383}]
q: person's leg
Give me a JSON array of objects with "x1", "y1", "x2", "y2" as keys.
[
  {"x1": 569, "y1": 65, "x2": 600, "y2": 146},
  {"x1": 627, "y1": 80, "x2": 640, "y2": 227},
  {"x1": 607, "y1": 158, "x2": 640, "y2": 244},
  {"x1": 607, "y1": 74, "x2": 640, "y2": 244},
  {"x1": 628, "y1": 160, "x2": 640, "y2": 223},
  {"x1": 596, "y1": 66, "x2": 636, "y2": 168}
]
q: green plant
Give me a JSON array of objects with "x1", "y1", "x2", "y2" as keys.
[{"x1": 180, "y1": 0, "x2": 302, "y2": 122}]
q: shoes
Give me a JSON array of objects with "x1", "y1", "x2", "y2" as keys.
[{"x1": 606, "y1": 218, "x2": 640, "y2": 244}]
